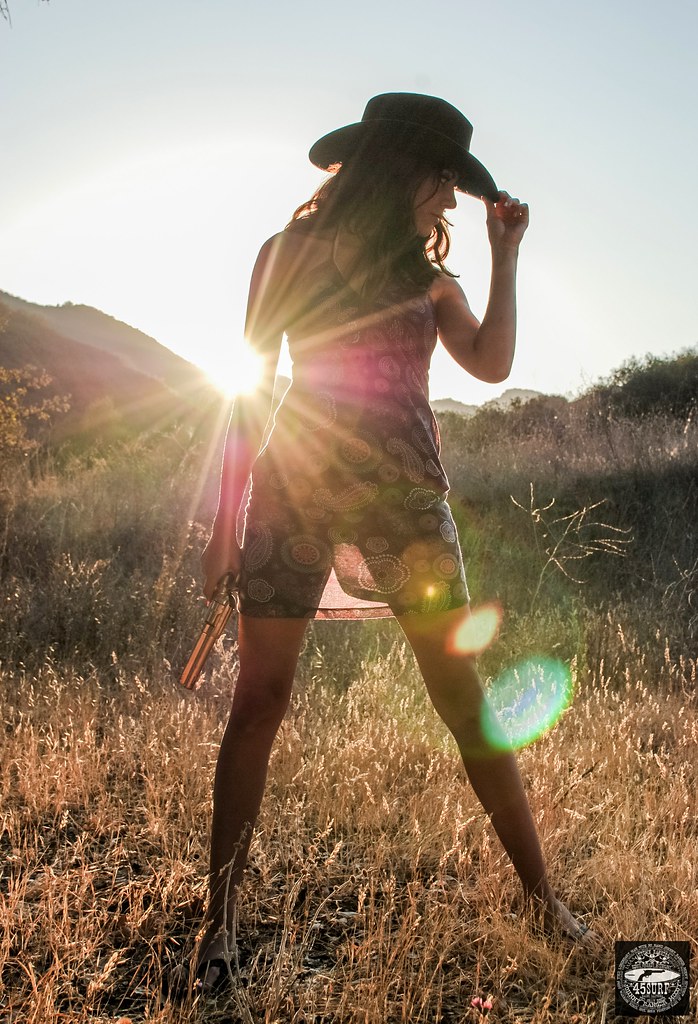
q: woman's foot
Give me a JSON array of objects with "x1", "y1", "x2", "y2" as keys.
[
  {"x1": 528, "y1": 893, "x2": 601, "y2": 950},
  {"x1": 194, "y1": 926, "x2": 238, "y2": 995}
]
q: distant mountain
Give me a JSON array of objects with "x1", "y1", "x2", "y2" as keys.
[
  {"x1": 432, "y1": 398, "x2": 479, "y2": 416},
  {"x1": 432, "y1": 389, "x2": 543, "y2": 417},
  {"x1": 0, "y1": 290, "x2": 221, "y2": 439},
  {"x1": 483, "y1": 388, "x2": 542, "y2": 410}
]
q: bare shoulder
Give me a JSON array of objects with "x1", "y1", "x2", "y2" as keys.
[
  {"x1": 429, "y1": 272, "x2": 469, "y2": 310},
  {"x1": 255, "y1": 224, "x2": 329, "y2": 279},
  {"x1": 254, "y1": 231, "x2": 293, "y2": 271}
]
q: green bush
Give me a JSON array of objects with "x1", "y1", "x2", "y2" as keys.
[{"x1": 584, "y1": 348, "x2": 698, "y2": 420}]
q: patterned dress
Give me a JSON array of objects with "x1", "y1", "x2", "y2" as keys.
[{"x1": 237, "y1": 235, "x2": 470, "y2": 619}]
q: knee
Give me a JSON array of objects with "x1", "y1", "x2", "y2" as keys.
[
  {"x1": 426, "y1": 666, "x2": 502, "y2": 750},
  {"x1": 227, "y1": 672, "x2": 293, "y2": 735},
  {"x1": 444, "y1": 695, "x2": 511, "y2": 757},
  {"x1": 425, "y1": 657, "x2": 485, "y2": 723}
]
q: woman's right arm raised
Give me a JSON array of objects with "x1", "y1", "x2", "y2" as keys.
[{"x1": 201, "y1": 233, "x2": 288, "y2": 599}]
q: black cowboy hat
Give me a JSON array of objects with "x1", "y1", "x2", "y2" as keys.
[{"x1": 309, "y1": 92, "x2": 498, "y2": 202}]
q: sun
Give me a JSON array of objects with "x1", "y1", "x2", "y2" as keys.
[{"x1": 203, "y1": 338, "x2": 265, "y2": 399}]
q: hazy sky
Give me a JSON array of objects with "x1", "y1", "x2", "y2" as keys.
[{"x1": 2, "y1": 0, "x2": 696, "y2": 404}]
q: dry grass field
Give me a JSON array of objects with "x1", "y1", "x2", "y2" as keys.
[
  {"x1": 1, "y1": 626, "x2": 695, "y2": 1022},
  {"x1": 1, "y1": 380, "x2": 696, "y2": 1022}
]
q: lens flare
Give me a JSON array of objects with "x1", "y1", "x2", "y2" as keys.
[
  {"x1": 206, "y1": 337, "x2": 264, "y2": 398},
  {"x1": 449, "y1": 603, "x2": 502, "y2": 656},
  {"x1": 482, "y1": 657, "x2": 574, "y2": 751}
]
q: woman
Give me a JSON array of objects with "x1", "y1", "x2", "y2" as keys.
[{"x1": 197, "y1": 93, "x2": 597, "y2": 990}]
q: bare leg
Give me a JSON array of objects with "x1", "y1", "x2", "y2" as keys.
[
  {"x1": 196, "y1": 614, "x2": 309, "y2": 986},
  {"x1": 395, "y1": 606, "x2": 598, "y2": 944}
]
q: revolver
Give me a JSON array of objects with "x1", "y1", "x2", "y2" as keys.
[{"x1": 179, "y1": 572, "x2": 240, "y2": 691}]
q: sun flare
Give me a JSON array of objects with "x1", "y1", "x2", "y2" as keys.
[{"x1": 204, "y1": 338, "x2": 264, "y2": 398}]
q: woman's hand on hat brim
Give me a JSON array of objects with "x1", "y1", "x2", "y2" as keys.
[{"x1": 483, "y1": 190, "x2": 529, "y2": 251}]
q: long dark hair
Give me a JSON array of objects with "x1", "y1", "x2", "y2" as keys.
[{"x1": 286, "y1": 125, "x2": 458, "y2": 302}]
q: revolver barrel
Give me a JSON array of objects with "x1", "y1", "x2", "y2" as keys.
[{"x1": 179, "y1": 573, "x2": 239, "y2": 691}]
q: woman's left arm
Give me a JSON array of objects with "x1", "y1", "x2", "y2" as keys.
[{"x1": 433, "y1": 190, "x2": 529, "y2": 384}]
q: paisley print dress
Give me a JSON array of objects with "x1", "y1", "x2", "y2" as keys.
[{"x1": 237, "y1": 236, "x2": 470, "y2": 619}]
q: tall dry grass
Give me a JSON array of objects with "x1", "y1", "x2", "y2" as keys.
[
  {"x1": 0, "y1": 401, "x2": 696, "y2": 1021},
  {"x1": 0, "y1": 633, "x2": 695, "y2": 1023},
  {"x1": 439, "y1": 409, "x2": 698, "y2": 657}
]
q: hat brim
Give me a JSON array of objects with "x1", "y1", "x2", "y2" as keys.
[{"x1": 309, "y1": 120, "x2": 498, "y2": 202}]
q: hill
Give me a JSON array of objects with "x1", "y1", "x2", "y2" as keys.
[
  {"x1": 431, "y1": 397, "x2": 478, "y2": 416},
  {"x1": 483, "y1": 387, "x2": 542, "y2": 409},
  {"x1": 0, "y1": 291, "x2": 208, "y2": 397},
  {"x1": 0, "y1": 291, "x2": 220, "y2": 440},
  {"x1": 432, "y1": 388, "x2": 542, "y2": 417}
]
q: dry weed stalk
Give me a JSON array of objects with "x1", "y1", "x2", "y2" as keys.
[{"x1": 511, "y1": 484, "x2": 633, "y2": 611}]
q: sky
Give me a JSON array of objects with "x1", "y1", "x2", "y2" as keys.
[{"x1": 2, "y1": 0, "x2": 697, "y2": 406}]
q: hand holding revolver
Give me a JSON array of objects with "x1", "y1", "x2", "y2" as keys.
[{"x1": 179, "y1": 570, "x2": 240, "y2": 691}]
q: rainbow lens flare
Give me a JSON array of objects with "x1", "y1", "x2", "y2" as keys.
[
  {"x1": 448, "y1": 603, "x2": 502, "y2": 656},
  {"x1": 482, "y1": 657, "x2": 574, "y2": 751}
]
